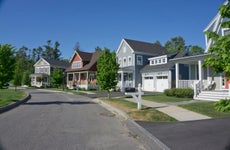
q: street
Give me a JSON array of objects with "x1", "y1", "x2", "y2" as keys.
[{"x1": 0, "y1": 90, "x2": 145, "y2": 150}]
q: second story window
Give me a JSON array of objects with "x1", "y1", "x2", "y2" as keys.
[
  {"x1": 123, "y1": 57, "x2": 127, "y2": 66},
  {"x1": 72, "y1": 61, "x2": 81, "y2": 69},
  {"x1": 137, "y1": 55, "x2": 143, "y2": 65},
  {"x1": 118, "y1": 58, "x2": 122, "y2": 67},
  {"x1": 128, "y1": 56, "x2": 132, "y2": 66}
]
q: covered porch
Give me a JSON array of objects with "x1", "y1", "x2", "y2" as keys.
[
  {"x1": 171, "y1": 54, "x2": 229, "y2": 99},
  {"x1": 117, "y1": 70, "x2": 134, "y2": 92},
  {"x1": 30, "y1": 73, "x2": 50, "y2": 88},
  {"x1": 67, "y1": 71, "x2": 97, "y2": 90}
]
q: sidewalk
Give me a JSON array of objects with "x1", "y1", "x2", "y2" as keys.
[{"x1": 125, "y1": 98, "x2": 211, "y2": 121}]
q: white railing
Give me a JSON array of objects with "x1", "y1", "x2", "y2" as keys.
[{"x1": 178, "y1": 80, "x2": 198, "y2": 89}]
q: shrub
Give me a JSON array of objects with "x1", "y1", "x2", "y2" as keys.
[
  {"x1": 164, "y1": 88, "x2": 194, "y2": 98},
  {"x1": 215, "y1": 99, "x2": 230, "y2": 112}
]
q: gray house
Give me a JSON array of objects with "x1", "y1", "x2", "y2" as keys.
[{"x1": 116, "y1": 38, "x2": 167, "y2": 92}]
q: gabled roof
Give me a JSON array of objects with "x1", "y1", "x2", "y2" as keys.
[
  {"x1": 141, "y1": 51, "x2": 188, "y2": 73},
  {"x1": 66, "y1": 50, "x2": 100, "y2": 72},
  {"x1": 69, "y1": 50, "x2": 93, "y2": 63},
  {"x1": 34, "y1": 58, "x2": 70, "y2": 69},
  {"x1": 117, "y1": 38, "x2": 167, "y2": 55}
]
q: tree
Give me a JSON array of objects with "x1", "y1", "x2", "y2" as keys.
[
  {"x1": 0, "y1": 44, "x2": 16, "y2": 88},
  {"x1": 164, "y1": 36, "x2": 186, "y2": 53},
  {"x1": 154, "y1": 40, "x2": 162, "y2": 46},
  {"x1": 43, "y1": 40, "x2": 61, "y2": 60},
  {"x1": 97, "y1": 48, "x2": 119, "y2": 98},
  {"x1": 204, "y1": 1, "x2": 230, "y2": 78},
  {"x1": 189, "y1": 45, "x2": 204, "y2": 55},
  {"x1": 51, "y1": 68, "x2": 64, "y2": 88}
]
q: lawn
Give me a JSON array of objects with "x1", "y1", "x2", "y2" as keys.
[
  {"x1": 102, "y1": 97, "x2": 176, "y2": 122},
  {"x1": 180, "y1": 101, "x2": 230, "y2": 118},
  {"x1": 0, "y1": 89, "x2": 26, "y2": 107},
  {"x1": 142, "y1": 94, "x2": 192, "y2": 103}
]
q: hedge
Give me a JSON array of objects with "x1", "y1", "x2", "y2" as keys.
[{"x1": 164, "y1": 88, "x2": 194, "y2": 98}]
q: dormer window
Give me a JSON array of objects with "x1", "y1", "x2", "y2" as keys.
[{"x1": 149, "y1": 55, "x2": 167, "y2": 66}]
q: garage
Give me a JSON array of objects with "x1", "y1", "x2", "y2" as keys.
[
  {"x1": 156, "y1": 76, "x2": 168, "y2": 92},
  {"x1": 143, "y1": 76, "x2": 154, "y2": 91}
]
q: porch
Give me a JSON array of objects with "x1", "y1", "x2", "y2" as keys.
[
  {"x1": 66, "y1": 71, "x2": 97, "y2": 90},
  {"x1": 30, "y1": 73, "x2": 50, "y2": 88},
  {"x1": 171, "y1": 54, "x2": 230, "y2": 100},
  {"x1": 117, "y1": 70, "x2": 134, "y2": 92}
]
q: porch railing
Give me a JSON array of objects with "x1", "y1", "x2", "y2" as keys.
[
  {"x1": 178, "y1": 80, "x2": 198, "y2": 89},
  {"x1": 194, "y1": 80, "x2": 202, "y2": 99}
]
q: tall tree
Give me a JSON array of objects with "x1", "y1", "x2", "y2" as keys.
[
  {"x1": 43, "y1": 40, "x2": 61, "y2": 60},
  {"x1": 204, "y1": 0, "x2": 230, "y2": 78},
  {"x1": 0, "y1": 44, "x2": 16, "y2": 88},
  {"x1": 97, "y1": 48, "x2": 119, "y2": 98},
  {"x1": 164, "y1": 36, "x2": 186, "y2": 53},
  {"x1": 154, "y1": 40, "x2": 162, "y2": 46}
]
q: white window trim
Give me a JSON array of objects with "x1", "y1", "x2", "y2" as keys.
[
  {"x1": 72, "y1": 61, "x2": 81, "y2": 69},
  {"x1": 128, "y1": 56, "x2": 132, "y2": 66},
  {"x1": 123, "y1": 57, "x2": 127, "y2": 67}
]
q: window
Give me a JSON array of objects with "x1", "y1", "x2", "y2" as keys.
[
  {"x1": 128, "y1": 56, "x2": 132, "y2": 66},
  {"x1": 123, "y1": 57, "x2": 127, "y2": 66},
  {"x1": 72, "y1": 61, "x2": 81, "y2": 69},
  {"x1": 162, "y1": 58, "x2": 166, "y2": 63},
  {"x1": 158, "y1": 59, "x2": 161, "y2": 63},
  {"x1": 137, "y1": 55, "x2": 143, "y2": 65},
  {"x1": 68, "y1": 74, "x2": 73, "y2": 81}
]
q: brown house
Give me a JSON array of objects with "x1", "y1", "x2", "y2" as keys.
[{"x1": 66, "y1": 50, "x2": 100, "y2": 90}]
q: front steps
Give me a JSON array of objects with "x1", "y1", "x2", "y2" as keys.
[{"x1": 195, "y1": 90, "x2": 230, "y2": 101}]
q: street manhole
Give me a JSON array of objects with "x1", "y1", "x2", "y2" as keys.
[{"x1": 99, "y1": 112, "x2": 115, "y2": 117}]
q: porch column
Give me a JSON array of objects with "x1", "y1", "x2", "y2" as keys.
[
  {"x1": 198, "y1": 60, "x2": 203, "y2": 89},
  {"x1": 175, "y1": 63, "x2": 179, "y2": 88},
  {"x1": 121, "y1": 71, "x2": 124, "y2": 92}
]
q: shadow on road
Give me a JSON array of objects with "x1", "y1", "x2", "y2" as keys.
[{"x1": 24, "y1": 101, "x2": 96, "y2": 105}]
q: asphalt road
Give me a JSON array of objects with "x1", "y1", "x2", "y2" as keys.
[
  {"x1": 137, "y1": 118, "x2": 230, "y2": 150},
  {"x1": 0, "y1": 90, "x2": 145, "y2": 150}
]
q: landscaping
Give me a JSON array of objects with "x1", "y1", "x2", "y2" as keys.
[
  {"x1": 0, "y1": 89, "x2": 26, "y2": 107},
  {"x1": 102, "y1": 97, "x2": 176, "y2": 122},
  {"x1": 180, "y1": 101, "x2": 230, "y2": 118}
]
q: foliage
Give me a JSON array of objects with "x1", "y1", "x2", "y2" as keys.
[
  {"x1": 0, "y1": 44, "x2": 16, "y2": 88},
  {"x1": 97, "y1": 48, "x2": 119, "y2": 97},
  {"x1": 204, "y1": 1, "x2": 230, "y2": 78},
  {"x1": 51, "y1": 68, "x2": 64, "y2": 88},
  {"x1": 164, "y1": 88, "x2": 194, "y2": 98},
  {"x1": 22, "y1": 71, "x2": 31, "y2": 86},
  {"x1": 142, "y1": 94, "x2": 191, "y2": 103},
  {"x1": 42, "y1": 40, "x2": 62, "y2": 60},
  {"x1": 215, "y1": 100, "x2": 230, "y2": 112},
  {"x1": 189, "y1": 45, "x2": 204, "y2": 55},
  {"x1": 164, "y1": 36, "x2": 186, "y2": 53}
]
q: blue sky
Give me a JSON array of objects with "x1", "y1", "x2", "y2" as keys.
[{"x1": 0, "y1": 0, "x2": 223, "y2": 59}]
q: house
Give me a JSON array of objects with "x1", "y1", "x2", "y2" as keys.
[
  {"x1": 116, "y1": 38, "x2": 167, "y2": 92},
  {"x1": 30, "y1": 58, "x2": 70, "y2": 87},
  {"x1": 141, "y1": 52, "x2": 189, "y2": 92},
  {"x1": 65, "y1": 50, "x2": 100, "y2": 90},
  {"x1": 170, "y1": 0, "x2": 230, "y2": 101}
]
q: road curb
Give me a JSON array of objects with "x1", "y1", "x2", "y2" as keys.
[
  {"x1": 0, "y1": 92, "x2": 31, "y2": 114},
  {"x1": 92, "y1": 98, "x2": 170, "y2": 150}
]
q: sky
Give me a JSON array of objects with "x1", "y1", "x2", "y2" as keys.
[{"x1": 0, "y1": 0, "x2": 224, "y2": 60}]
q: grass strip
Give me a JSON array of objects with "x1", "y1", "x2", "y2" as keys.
[
  {"x1": 102, "y1": 97, "x2": 176, "y2": 122},
  {"x1": 180, "y1": 101, "x2": 230, "y2": 118},
  {"x1": 0, "y1": 89, "x2": 26, "y2": 107},
  {"x1": 142, "y1": 94, "x2": 191, "y2": 103}
]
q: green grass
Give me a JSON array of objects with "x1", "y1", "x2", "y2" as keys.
[
  {"x1": 0, "y1": 89, "x2": 26, "y2": 107},
  {"x1": 142, "y1": 94, "x2": 192, "y2": 103},
  {"x1": 180, "y1": 101, "x2": 230, "y2": 118},
  {"x1": 102, "y1": 98, "x2": 176, "y2": 122}
]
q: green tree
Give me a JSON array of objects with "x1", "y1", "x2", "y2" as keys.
[
  {"x1": 51, "y1": 68, "x2": 64, "y2": 88},
  {"x1": 13, "y1": 60, "x2": 22, "y2": 90},
  {"x1": 43, "y1": 40, "x2": 61, "y2": 60},
  {"x1": 164, "y1": 36, "x2": 186, "y2": 53},
  {"x1": 97, "y1": 48, "x2": 119, "y2": 98},
  {"x1": 0, "y1": 44, "x2": 16, "y2": 88},
  {"x1": 153, "y1": 40, "x2": 162, "y2": 46},
  {"x1": 22, "y1": 71, "x2": 31, "y2": 86},
  {"x1": 204, "y1": 1, "x2": 230, "y2": 78},
  {"x1": 189, "y1": 45, "x2": 204, "y2": 55}
]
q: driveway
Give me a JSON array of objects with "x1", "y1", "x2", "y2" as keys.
[
  {"x1": 137, "y1": 118, "x2": 230, "y2": 150},
  {"x1": 0, "y1": 89, "x2": 145, "y2": 150}
]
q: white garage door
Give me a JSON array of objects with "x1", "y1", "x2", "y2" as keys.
[
  {"x1": 156, "y1": 76, "x2": 168, "y2": 92},
  {"x1": 143, "y1": 76, "x2": 154, "y2": 91}
]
